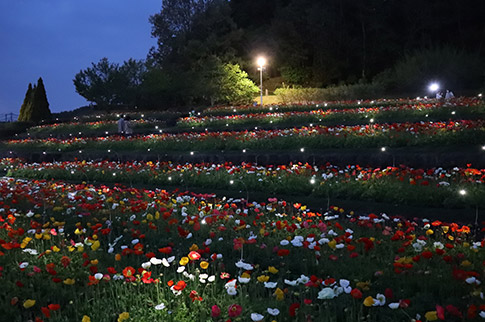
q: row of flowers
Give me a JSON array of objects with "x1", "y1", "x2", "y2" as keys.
[
  {"x1": 0, "y1": 176, "x2": 483, "y2": 321},
  {"x1": 3, "y1": 158, "x2": 484, "y2": 208},
  {"x1": 3, "y1": 120, "x2": 485, "y2": 153},
  {"x1": 22, "y1": 119, "x2": 165, "y2": 138},
  {"x1": 178, "y1": 99, "x2": 485, "y2": 129},
  {"x1": 202, "y1": 97, "x2": 475, "y2": 117}
]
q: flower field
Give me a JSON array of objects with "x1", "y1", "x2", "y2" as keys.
[
  {"x1": 1, "y1": 96, "x2": 485, "y2": 321},
  {"x1": 1, "y1": 177, "x2": 484, "y2": 322}
]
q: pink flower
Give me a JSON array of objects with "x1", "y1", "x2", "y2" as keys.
[{"x1": 211, "y1": 305, "x2": 221, "y2": 318}]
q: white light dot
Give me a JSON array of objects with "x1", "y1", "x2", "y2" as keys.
[
  {"x1": 190, "y1": 151, "x2": 194, "y2": 155},
  {"x1": 310, "y1": 178, "x2": 316, "y2": 184},
  {"x1": 229, "y1": 180, "x2": 234, "y2": 185},
  {"x1": 300, "y1": 148, "x2": 305, "y2": 152},
  {"x1": 381, "y1": 147, "x2": 386, "y2": 152},
  {"x1": 428, "y1": 83, "x2": 439, "y2": 92},
  {"x1": 459, "y1": 189, "x2": 466, "y2": 196},
  {"x1": 242, "y1": 149, "x2": 246, "y2": 153}
]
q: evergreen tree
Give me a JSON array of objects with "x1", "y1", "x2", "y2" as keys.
[
  {"x1": 18, "y1": 83, "x2": 33, "y2": 122},
  {"x1": 31, "y1": 77, "x2": 51, "y2": 121},
  {"x1": 17, "y1": 78, "x2": 52, "y2": 123}
]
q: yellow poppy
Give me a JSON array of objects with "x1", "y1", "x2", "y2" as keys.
[
  {"x1": 200, "y1": 261, "x2": 209, "y2": 269},
  {"x1": 23, "y1": 299, "x2": 36, "y2": 308},
  {"x1": 268, "y1": 266, "x2": 279, "y2": 274},
  {"x1": 424, "y1": 311, "x2": 438, "y2": 321},
  {"x1": 257, "y1": 275, "x2": 269, "y2": 282},
  {"x1": 180, "y1": 257, "x2": 189, "y2": 266},
  {"x1": 363, "y1": 296, "x2": 374, "y2": 307},
  {"x1": 117, "y1": 312, "x2": 130, "y2": 322}
]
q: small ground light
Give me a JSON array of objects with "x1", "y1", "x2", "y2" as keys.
[
  {"x1": 141, "y1": 114, "x2": 144, "y2": 117},
  {"x1": 168, "y1": 177, "x2": 172, "y2": 181},
  {"x1": 310, "y1": 178, "x2": 316, "y2": 184},
  {"x1": 451, "y1": 111, "x2": 456, "y2": 115},
  {"x1": 105, "y1": 131, "x2": 109, "y2": 135},
  {"x1": 108, "y1": 149, "x2": 111, "y2": 153},
  {"x1": 155, "y1": 126, "x2": 158, "y2": 129},
  {"x1": 300, "y1": 148, "x2": 305, "y2": 152},
  {"x1": 159, "y1": 130, "x2": 162, "y2": 133},
  {"x1": 147, "y1": 148, "x2": 151, "y2": 152},
  {"x1": 190, "y1": 151, "x2": 194, "y2": 155},
  {"x1": 79, "y1": 150, "x2": 82, "y2": 153},
  {"x1": 482, "y1": 145, "x2": 485, "y2": 150},
  {"x1": 43, "y1": 151, "x2": 46, "y2": 155},
  {"x1": 113, "y1": 173, "x2": 116, "y2": 176},
  {"x1": 381, "y1": 147, "x2": 386, "y2": 152},
  {"x1": 370, "y1": 118, "x2": 374, "y2": 123},
  {"x1": 459, "y1": 189, "x2": 466, "y2": 196},
  {"x1": 478, "y1": 93, "x2": 482, "y2": 97},
  {"x1": 242, "y1": 149, "x2": 246, "y2": 153},
  {"x1": 229, "y1": 180, "x2": 234, "y2": 185}
]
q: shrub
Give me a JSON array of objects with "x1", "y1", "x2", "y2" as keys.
[{"x1": 274, "y1": 82, "x2": 383, "y2": 103}]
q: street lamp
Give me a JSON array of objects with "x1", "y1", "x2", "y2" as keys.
[{"x1": 257, "y1": 57, "x2": 266, "y2": 106}]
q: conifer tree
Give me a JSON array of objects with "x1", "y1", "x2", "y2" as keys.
[
  {"x1": 18, "y1": 83, "x2": 34, "y2": 122},
  {"x1": 31, "y1": 77, "x2": 51, "y2": 121},
  {"x1": 18, "y1": 78, "x2": 52, "y2": 123}
]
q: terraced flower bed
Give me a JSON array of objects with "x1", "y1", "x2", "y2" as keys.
[
  {"x1": 3, "y1": 159, "x2": 484, "y2": 209},
  {"x1": 3, "y1": 120, "x2": 485, "y2": 154},
  {"x1": 179, "y1": 99, "x2": 485, "y2": 130},
  {"x1": 0, "y1": 177, "x2": 483, "y2": 321}
]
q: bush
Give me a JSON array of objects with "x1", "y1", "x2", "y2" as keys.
[{"x1": 274, "y1": 82, "x2": 383, "y2": 103}]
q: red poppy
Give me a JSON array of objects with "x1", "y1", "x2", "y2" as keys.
[
  {"x1": 122, "y1": 266, "x2": 135, "y2": 278},
  {"x1": 228, "y1": 304, "x2": 242, "y2": 317},
  {"x1": 188, "y1": 251, "x2": 201, "y2": 261},
  {"x1": 350, "y1": 288, "x2": 363, "y2": 299},
  {"x1": 173, "y1": 280, "x2": 187, "y2": 291},
  {"x1": 289, "y1": 303, "x2": 300, "y2": 317}
]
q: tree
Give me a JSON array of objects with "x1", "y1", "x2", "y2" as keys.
[
  {"x1": 73, "y1": 58, "x2": 146, "y2": 108},
  {"x1": 217, "y1": 63, "x2": 259, "y2": 105},
  {"x1": 18, "y1": 78, "x2": 52, "y2": 123},
  {"x1": 31, "y1": 78, "x2": 51, "y2": 121},
  {"x1": 18, "y1": 83, "x2": 34, "y2": 122}
]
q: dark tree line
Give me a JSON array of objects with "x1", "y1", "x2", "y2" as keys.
[{"x1": 74, "y1": 0, "x2": 485, "y2": 110}]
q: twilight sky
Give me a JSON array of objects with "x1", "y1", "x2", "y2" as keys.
[{"x1": 0, "y1": 0, "x2": 161, "y2": 114}]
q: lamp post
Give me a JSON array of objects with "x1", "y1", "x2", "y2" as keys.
[{"x1": 257, "y1": 57, "x2": 266, "y2": 106}]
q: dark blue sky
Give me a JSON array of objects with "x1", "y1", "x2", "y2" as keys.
[{"x1": 0, "y1": 0, "x2": 161, "y2": 114}]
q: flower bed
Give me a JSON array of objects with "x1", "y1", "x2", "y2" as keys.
[
  {"x1": 179, "y1": 99, "x2": 485, "y2": 130},
  {"x1": 4, "y1": 159, "x2": 485, "y2": 209},
  {"x1": 3, "y1": 120, "x2": 485, "y2": 153},
  {"x1": 23, "y1": 119, "x2": 165, "y2": 138},
  {"x1": 202, "y1": 98, "x2": 428, "y2": 116},
  {"x1": 0, "y1": 177, "x2": 483, "y2": 321}
]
